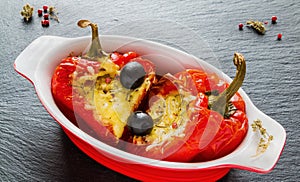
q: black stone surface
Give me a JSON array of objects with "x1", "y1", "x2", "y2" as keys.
[{"x1": 1, "y1": 0, "x2": 299, "y2": 181}]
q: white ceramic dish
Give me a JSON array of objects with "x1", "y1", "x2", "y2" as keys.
[{"x1": 14, "y1": 35, "x2": 286, "y2": 181}]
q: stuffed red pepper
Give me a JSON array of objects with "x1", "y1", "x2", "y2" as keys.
[{"x1": 125, "y1": 53, "x2": 248, "y2": 162}]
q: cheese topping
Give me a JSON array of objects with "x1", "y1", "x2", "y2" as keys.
[
  {"x1": 93, "y1": 60, "x2": 153, "y2": 139},
  {"x1": 94, "y1": 75, "x2": 151, "y2": 138},
  {"x1": 133, "y1": 87, "x2": 196, "y2": 151},
  {"x1": 72, "y1": 58, "x2": 154, "y2": 139}
]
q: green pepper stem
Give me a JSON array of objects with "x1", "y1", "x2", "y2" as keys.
[
  {"x1": 210, "y1": 52, "x2": 246, "y2": 116},
  {"x1": 77, "y1": 20, "x2": 107, "y2": 60}
]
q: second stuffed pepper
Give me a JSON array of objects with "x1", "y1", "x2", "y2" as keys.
[{"x1": 125, "y1": 53, "x2": 248, "y2": 162}]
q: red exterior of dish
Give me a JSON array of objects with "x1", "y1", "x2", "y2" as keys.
[{"x1": 62, "y1": 125, "x2": 230, "y2": 182}]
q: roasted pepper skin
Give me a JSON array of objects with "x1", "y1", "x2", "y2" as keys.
[
  {"x1": 126, "y1": 69, "x2": 248, "y2": 162},
  {"x1": 51, "y1": 52, "x2": 139, "y2": 143},
  {"x1": 174, "y1": 69, "x2": 248, "y2": 162}
]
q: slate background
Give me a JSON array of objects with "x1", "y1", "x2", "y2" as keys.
[{"x1": 1, "y1": 0, "x2": 299, "y2": 181}]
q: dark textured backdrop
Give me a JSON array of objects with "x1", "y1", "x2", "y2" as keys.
[{"x1": 1, "y1": 0, "x2": 299, "y2": 181}]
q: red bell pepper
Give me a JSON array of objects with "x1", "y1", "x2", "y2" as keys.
[
  {"x1": 126, "y1": 53, "x2": 248, "y2": 162},
  {"x1": 51, "y1": 20, "x2": 154, "y2": 145},
  {"x1": 51, "y1": 55, "x2": 138, "y2": 143}
]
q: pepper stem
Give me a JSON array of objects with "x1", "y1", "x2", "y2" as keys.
[
  {"x1": 77, "y1": 20, "x2": 107, "y2": 60},
  {"x1": 210, "y1": 52, "x2": 246, "y2": 116}
]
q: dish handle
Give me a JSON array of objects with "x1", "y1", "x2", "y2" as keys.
[
  {"x1": 224, "y1": 107, "x2": 286, "y2": 173},
  {"x1": 14, "y1": 36, "x2": 89, "y2": 84}
]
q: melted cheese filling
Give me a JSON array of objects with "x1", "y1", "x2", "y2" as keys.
[
  {"x1": 94, "y1": 74, "x2": 151, "y2": 139},
  {"x1": 133, "y1": 89, "x2": 196, "y2": 151},
  {"x1": 94, "y1": 60, "x2": 153, "y2": 139},
  {"x1": 73, "y1": 58, "x2": 153, "y2": 139},
  {"x1": 72, "y1": 57, "x2": 195, "y2": 147}
]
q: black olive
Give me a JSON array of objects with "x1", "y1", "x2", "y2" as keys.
[
  {"x1": 127, "y1": 111, "x2": 154, "y2": 136},
  {"x1": 120, "y1": 62, "x2": 146, "y2": 89}
]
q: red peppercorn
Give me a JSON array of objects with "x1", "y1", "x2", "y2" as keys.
[
  {"x1": 43, "y1": 14, "x2": 49, "y2": 20},
  {"x1": 271, "y1": 16, "x2": 277, "y2": 24},
  {"x1": 264, "y1": 21, "x2": 268, "y2": 25},
  {"x1": 105, "y1": 77, "x2": 112, "y2": 84},
  {"x1": 44, "y1": 20, "x2": 50, "y2": 26},
  {"x1": 238, "y1": 23, "x2": 244, "y2": 30},
  {"x1": 37, "y1": 9, "x2": 43, "y2": 16},
  {"x1": 41, "y1": 20, "x2": 45, "y2": 26},
  {"x1": 277, "y1": 33, "x2": 282, "y2": 40},
  {"x1": 41, "y1": 19, "x2": 49, "y2": 27},
  {"x1": 172, "y1": 122, "x2": 178, "y2": 129},
  {"x1": 43, "y1": 5, "x2": 48, "y2": 12}
]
